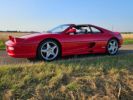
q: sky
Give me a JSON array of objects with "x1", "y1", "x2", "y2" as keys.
[{"x1": 0, "y1": 0, "x2": 133, "y2": 32}]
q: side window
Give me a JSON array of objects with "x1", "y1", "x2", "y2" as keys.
[
  {"x1": 75, "y1": 26, "x2": 92, "y2": 34},
  {"x1": 81, "y1": 27, "x2": 91, "y2": 33},
  {"x1": 91, "y1": 27, "x2": 101, "y2": 33}
]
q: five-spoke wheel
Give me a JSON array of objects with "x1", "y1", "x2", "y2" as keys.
[
  {"x1": 38, "y1": 40, "x2": 60, "y2": 61},
  {"x1": 107, "y1": 39, "x2": 119, "y2": 55}
]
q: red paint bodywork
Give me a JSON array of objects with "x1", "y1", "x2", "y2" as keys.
[{"x1": 5, "y1": 24, "x2": 123, "y2": 58}]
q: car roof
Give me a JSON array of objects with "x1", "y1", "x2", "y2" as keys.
[
  {"x1": 63, "y1": 24, "x2": 96, "y2": 27},
  {"x1": 76, "y1": 24, "x2": 96, "y2": 27}
]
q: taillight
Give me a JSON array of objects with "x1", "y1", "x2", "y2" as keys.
[{"x1": 9, "y1": 35, "x2": 16, "y2": 43}]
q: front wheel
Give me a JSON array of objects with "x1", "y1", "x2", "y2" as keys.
[
  {"x1": 107, "y1": 39, "x2": 119, "y2": 55},
  {"x1": 37, "y1": 40, "x2": 60, "y2": 61}
]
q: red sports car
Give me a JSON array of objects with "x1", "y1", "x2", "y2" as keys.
[{"x1": 5, "y1": 24, "x2": 123, "y2": 61}]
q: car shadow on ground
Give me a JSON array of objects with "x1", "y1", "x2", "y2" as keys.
[
  {"x1": 118, "y1": 50, "x2": 133, "y2": 55},
  {"x1": 60, "y1": 50, "x2": 133, "y2": 60},
  {"x1": 0, "y1": 50, "x2": 133, "y2": 65},
  {"x1": 27, "y1": 49, "x2": 133, "y2": 63}
]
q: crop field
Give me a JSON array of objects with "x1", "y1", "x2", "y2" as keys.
[
  {"x1": 0, "y1": 32, "x2": 133, "y2": 99},
  {"x1": 122, "y1": 33, "x2": 133, "y2": 39}
]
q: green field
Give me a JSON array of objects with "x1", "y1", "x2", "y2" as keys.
[
  {"x1": 0, "y1": 41, "x2": 5, "y2": 50},
  {"x1": 0, "y1": 54, "x2": 133, "y2": 99},
  {"x1": 124, "y1": 39, "x2": 133, "y2": 45}
]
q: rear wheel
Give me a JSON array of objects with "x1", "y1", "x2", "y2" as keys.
[
  {"x1": 37, "y1": 40, "x2": 60, "y2": 61},
  {"x1": 107, "y1": 39, "x2": 119, "y2": 55}
]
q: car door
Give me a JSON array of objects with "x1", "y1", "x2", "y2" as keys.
[
  {"x1": 62, "y1": 26, "x2": 108, "y2": 55},
  {"x1": 61, "y1": 26, "x2": 92, "y2": 55},
  {"x1": 62, "y1": 33, "x2": 91, "y2": 55}
]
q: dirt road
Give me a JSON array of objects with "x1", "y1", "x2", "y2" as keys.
[{"x1": 0, "y1": 45, "x2": 133, "y2": 66}]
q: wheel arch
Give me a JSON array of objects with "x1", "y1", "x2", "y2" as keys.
[
  {"x1": 36, "y1": 38, "x2": 62, "y2": 58},
  {"x1": 108, "y1": 37, "x2": 120, "y2": 46}
]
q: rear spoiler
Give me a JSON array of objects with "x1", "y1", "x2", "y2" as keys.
[{"x1": 9, "y1": 35, "x2": 24, "y2": 43}]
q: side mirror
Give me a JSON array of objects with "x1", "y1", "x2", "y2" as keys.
[{"x1": 66, "y1": 29, "x2": 76, "y2": 35}]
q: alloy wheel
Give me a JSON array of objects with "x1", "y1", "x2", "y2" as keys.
[
  {"x1": 107, "y1": 39, "x2": 118, "y2": 55},
  {"x1": 40, "y1": 41, "x2": 59, "y2": 61}
]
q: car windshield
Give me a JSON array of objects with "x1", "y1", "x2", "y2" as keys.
[{"x1": 47, "y1": 24, "x2": 70, "y2": 33}]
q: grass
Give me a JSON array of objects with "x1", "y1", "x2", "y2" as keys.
[
  {"x1": 121, "y1": 34, "x2": 133, "y2": 44},
  {"x1": 0, "y1": 54, "x2": 133, "y2": 99},
  {"x1": 0, "y1": 40, "x2": 5, "y2": 50},
  {"x1": 124, "y1": 39, "x2": 133, "y2": 45}
]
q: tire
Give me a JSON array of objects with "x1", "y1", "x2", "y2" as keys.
[
  {"x1": 107, "y1": 39, "x2": 119, "y2": 55},
  {"x1": 37, "y1": 40, "x2": 61, "y2": 61}
]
